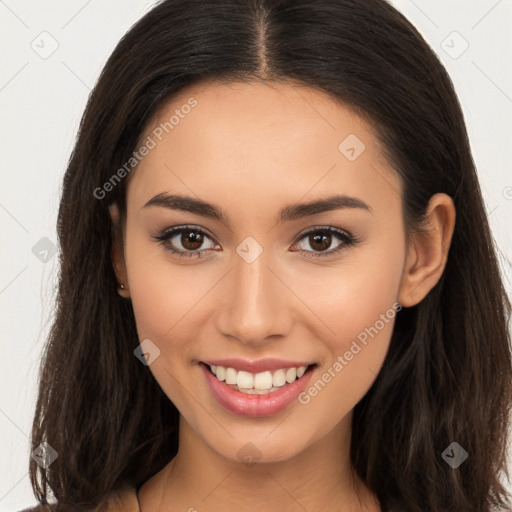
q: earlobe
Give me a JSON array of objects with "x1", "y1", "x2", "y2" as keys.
[
  {"x1": 109, "y1": 203, "x2": 131, "y2": 299},
  {"x1": 398, "y1": 193, "x2": 456, "y2": 307}
]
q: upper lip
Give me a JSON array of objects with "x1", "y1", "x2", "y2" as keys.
[{"x1": 201, "y1": 358, "x2": 315, "y2": 374}]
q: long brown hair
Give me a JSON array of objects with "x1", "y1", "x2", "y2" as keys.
[{"x1": 28, "y1": 1, "x2": 512, "y2": 511}]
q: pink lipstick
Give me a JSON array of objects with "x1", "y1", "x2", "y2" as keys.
[{"x1": 200, "y1": 361, "x2": 316, "y2": 417}]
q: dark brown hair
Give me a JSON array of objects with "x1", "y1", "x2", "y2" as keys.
[{"x1": 28, "y1": 1, "x2": 512, "y2": 511}]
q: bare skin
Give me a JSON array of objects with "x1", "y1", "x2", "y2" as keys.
[{"x1": 110, "y1": 79, "x2": 455, "y2": 512}]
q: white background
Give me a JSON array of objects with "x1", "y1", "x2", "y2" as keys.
[{"x1": 1, "y1": 1, "x2": 511, "y2": 510}]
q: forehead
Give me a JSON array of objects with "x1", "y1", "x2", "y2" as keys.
[{"x1": 126, "y1": 80, "x2": 401, "y2": 218}]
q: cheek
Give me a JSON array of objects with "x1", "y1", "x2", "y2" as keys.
[
  {"x1": 124, "y1": 230, "x2": 211, "y2": 342},
  {"x1": 124, "y1": 233, "x2": 205, "y2": 412},
  {"x1": 300, "y1": 235, "x2": 404, "y2": 351},
  {"x1": 293, "y1": 309, "x2": 399, "y2": 445},
  {"x1": 291, "y1": 238, "x2": 404, "y2": 422}
]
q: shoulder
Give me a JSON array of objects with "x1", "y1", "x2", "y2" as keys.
[{"x1": 18, "y1": 482, "x2": 140, "y2": 512}]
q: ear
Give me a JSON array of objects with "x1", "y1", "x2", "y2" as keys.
[
  {"x1": 109, "y1": 203, "x2": 130, "y2": 299},
  {"x1": 398, "y1": 193, "x2": 456, "y2": 307}
]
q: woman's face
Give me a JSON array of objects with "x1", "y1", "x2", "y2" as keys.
[{"x1": 113, "y1": 80, "x2": 415, "y2": 463}]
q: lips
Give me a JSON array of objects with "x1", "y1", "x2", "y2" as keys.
[{"x1": 199, "y1": 360, "x2": 317, "y2": 417}]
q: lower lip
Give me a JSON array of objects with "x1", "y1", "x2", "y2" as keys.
[{"x1": 200, "y1": 363, "x2": 315, "y2": 418}]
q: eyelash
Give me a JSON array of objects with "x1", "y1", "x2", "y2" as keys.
[{"x1": 152, "y1": 225, "x2": 359, "y2": 260}]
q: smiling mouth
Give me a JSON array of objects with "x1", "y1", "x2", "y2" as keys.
[{"x1": 201, "y1": 362, "x2": 317, "y2": 394}]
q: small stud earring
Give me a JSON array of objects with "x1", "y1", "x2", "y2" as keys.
[{"x1": 117, "y1": 283, "x2": 129, "y2": 297}]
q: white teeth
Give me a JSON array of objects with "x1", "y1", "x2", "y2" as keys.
[
  {"x1": 225, "y1": 367, "x2": 237, "y2": 385},
  {"x1": 236, "y1": 371, "x2": 254, "y2": 389},
  {"x1": 272, "y1": 369, "x2": 286, "y2": 387},
  {"x1": 215, "y1": 366, "x2": 225, "y2": 381},
  {"x1": 253, "y1": 371, "x2": 273, "y2": 390},
  {"x1": 208, "y1": 363, "x2": 312, "y2": 392},
  {"x1": 285, "y1": 367, "x2": 297, "y2": 383}
]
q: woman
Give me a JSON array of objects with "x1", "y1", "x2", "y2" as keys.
[{"x1": 23, "y1": 0, "x2": 512, "y2": 511}]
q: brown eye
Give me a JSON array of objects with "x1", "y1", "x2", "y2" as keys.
[
  {"x1": 153, "y1": 225, "x2": 218, "y2": 258},
  {"x1": 293, "y1": 227, "x2": 358, "y2": 260},
  {"x1": 181, "y1": 229, "x2": 205, "y2": 250},
  {"x1": 308, "y1": 232, "x2": 332, "y2": 252}
]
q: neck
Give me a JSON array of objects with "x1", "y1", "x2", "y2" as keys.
[{"x1": 137, "y1": 414, "x2": 380, "y2": 512}]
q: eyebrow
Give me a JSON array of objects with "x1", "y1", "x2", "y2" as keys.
[{"x1": 143, "y1": 192, "x2": 372, "y2": 224}]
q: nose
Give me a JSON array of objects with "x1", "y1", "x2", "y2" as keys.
[{"x1": 216, "y1": 246, "x2": 292, "y2": 347}]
